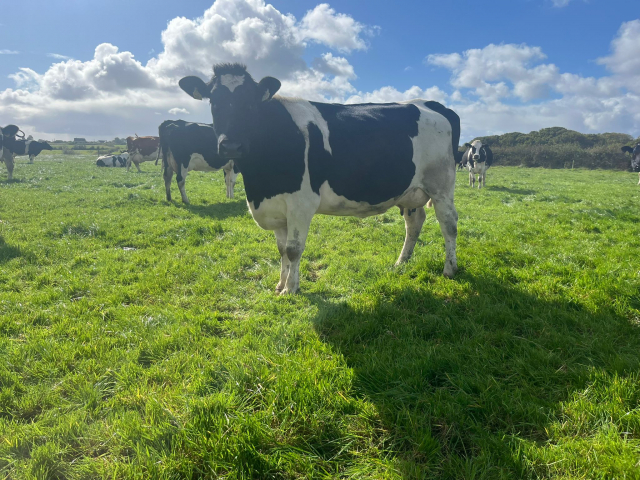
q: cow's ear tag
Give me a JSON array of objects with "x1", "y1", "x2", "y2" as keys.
[{"x1": 193, "y1": 89, "x2": 202, "y2": 100}]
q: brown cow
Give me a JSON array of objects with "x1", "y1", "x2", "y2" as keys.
[{"x1": 126, "y1": 135, "x2": 160, "y2": 172}]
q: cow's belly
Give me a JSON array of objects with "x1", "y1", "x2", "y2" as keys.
[
  {"x1": 187, "y1": 153, "x2": 219, "y2": 173},
  {"x1": 248, "y1": 195, "x2": 288, "y2": 230},
  {"x1": 131, "y1": 148, "x2": 159, "y2": 163},
  {"x1": 316, "y1": 181, "x2": 428, "y2": 217}
]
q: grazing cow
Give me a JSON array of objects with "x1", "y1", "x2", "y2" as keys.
[
  {"x1": 621, "y1": 144, "x2": 640, "y2": 185},
  {"x1": 179, "y1": 63, "x2": 459, "y2": 294},
  {"x1": 158, "y1": 120, "x2": 238, "y2": 204},
  {"x1": 462, "y1": 140, "x2": 493, "y2": 188},
  {"x1": 8, "y1": 136, "x2": 53, "y2": 163},
  {"x1": 126, "y1": 135, "x2": 160, "y2": 172},
  {"x1": 96, "y1": 152, "x2": 129, "y2": 167}
]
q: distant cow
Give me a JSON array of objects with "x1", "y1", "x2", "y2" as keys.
[
  {"x1": 179, "y1": 63, "x2": 459, "y2": 294},
  {"x1": 621, "y1": 144, "x2": 640, "y2": 185},
  {"x1": 1, "y1": 125, "x2": 25, "y2": 179},
  {"x1": 96, "y1": 152, "x2": 129, "y2": 167},
  {"x1": 8, "y1": 136, "x2": 53, "y2": 163},
  {"x1": 126, "y1": 135, "x2": 160, "y2": 172},
  {"x1": 158, "y1": 120, "x2": 238, "y2": 204},
  {"x1": 462, "y1": 140, "x2": 493, "y2": 188}
]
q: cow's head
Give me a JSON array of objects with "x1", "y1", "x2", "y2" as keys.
[
  {"x1": 464, "y1": 140, "x2": 488, "y2": 168},
  {"x1": 621, "y1": 144, "x2": 640, "y2": 172},
  {"x1": 179, "y1": 63, "x2": 280, "y2": 160},
  {"x1": 40, "y1": 141, "x2": 53, "y2": 151}
]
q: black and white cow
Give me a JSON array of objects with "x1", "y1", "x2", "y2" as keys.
[
  {"x1": 8, "y1": 136, "x2": 53, "y2": 163},
  {"x1": 621, "y1": 144, "x2": 640, "y2": 185},
  {"x1": 179, "y1": 63, "x2": 460, "y2": 294},
  {"x1": 1, "y1": 125, "x2": 23, "y2": 180},
  {"x1": 462, "y1": 140, "x2": 493, "y2": 188},
  {"x1": 96, "y1": 152, "x2": 129, "y2": 167},
  {"x1": 158, "y1": 120, "x2": 238, "y2": 204}
]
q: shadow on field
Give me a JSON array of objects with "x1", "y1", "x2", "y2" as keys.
[
  {"x1": 0, "y1": 235, "x2": 21, "y2": 263},
  {"x1": 179, "y1": 200, "x2": 248, "y2": 220},
  {"x1": 485, "y1": 186, "x2": 537, "y2": 195},
  {"x1": 309, "y1": 272, "x2": 640, "y2": 477}
]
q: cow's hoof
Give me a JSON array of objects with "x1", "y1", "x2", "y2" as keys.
[
  {"x1": 279, "y1": 287, "x2": 299, "y2": 295},
  {"x1": 443, "y1": 266, "x2": 457, "y2": 278}
]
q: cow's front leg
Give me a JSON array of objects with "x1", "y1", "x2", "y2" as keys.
[
  {"x1": 274, "y1": 227, "x2": 290, "y2": 293},
  {"x1": 395, "y1": 206, "x2": 426, "y2": 265},
  {"x1": 29, "y1": 155, "x2": 34, "y2": 164},
  {"x1": 281, "y1": 211, "x2": 313, "y2": 295},
  {"x1": 469, "y1": 170, "x2": 473, "y2": 187}
]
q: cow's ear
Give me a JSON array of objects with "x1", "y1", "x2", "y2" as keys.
[
  {"x1": 464, "y1": 143, "x2": 472, "y2": 148},
  {"x1": 257, "y1": 76, "x2": 281, "y2": 102},
  {"x1": 179, "y1": 76, "x2": 210, "y2": 100},
  {"x1": 621, "y1": 146, "x2": 633, "y2": 154}
]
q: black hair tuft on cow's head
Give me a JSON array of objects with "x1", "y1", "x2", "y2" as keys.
[{"x1": 213, "y1": 63, "x2": 251, "y2": 79}]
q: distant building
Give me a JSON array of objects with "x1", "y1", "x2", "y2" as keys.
[{"x1": 73, "y1": 138, "x2": 87, "y2": 143}]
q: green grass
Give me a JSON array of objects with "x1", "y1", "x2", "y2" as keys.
[{"x1": 1, "y1": 152, "x2": 639, "y2": 479}]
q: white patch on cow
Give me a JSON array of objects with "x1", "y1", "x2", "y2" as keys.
[
  {"x1": 279, "y1": 98, "x2": 332, "y2": 154},
  {"x1": 220, "y1": 74, "x2": 245, "y2": 93},
  {"x1": 129, "y1": 147, "x2": 160, "y2": 165},
  {"x1": 187, "y1": 153, "x2": 217, "y2": 172},
  {"x1": 470, "y1": 139, "x2": 483, "y2": 160}
]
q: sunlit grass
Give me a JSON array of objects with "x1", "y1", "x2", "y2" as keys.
[{"x1": 1, "y1": 152, "x2": 639, "y2": 479}]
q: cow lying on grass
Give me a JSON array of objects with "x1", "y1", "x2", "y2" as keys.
[
  {"x1": 126, "y1": 135, "x2": 160, "y2": 172},
  {"x1": 96, "y1": 153, "x2": 129, "y2": 167},
  {"x1": 158, "y1": 120, "x2": 238, "y2": 204},
  {"x1": 621, "y1": 144, "x2": 640, "y2": 185},
  {"x1": 179, "y1": 63, "x2": 459, "y2": 294}
]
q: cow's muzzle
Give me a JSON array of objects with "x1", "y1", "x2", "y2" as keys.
[{"x1": 219, "y1": 140, "x2": 244, "y2": 159}]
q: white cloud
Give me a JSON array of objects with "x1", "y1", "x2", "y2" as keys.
[
  {"x1": 551, "y1": 0, "x2": 572, "y2": 7},
  {"x1": 0, "y1": 0, "x2": 638, "y2": 141},
  {"x1": 48, "y1": 53, "x2": 72, "y2": 60},
  {"x1": 168, "y1": 107, "x2": 189, "y2": 115},
  {"x1": 0, "y1": 49, "x2": 19, "y2": 55}
]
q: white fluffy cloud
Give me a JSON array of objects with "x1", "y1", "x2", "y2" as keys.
[
  {"x1": 0, "y1": 0, "x2": 638, "y2": 141},
  {"x1": 0, "y1": 0, "x2": 378, "y2": 139},
  {"x1": 426, "y1": 23, "x2": 640, "y2": 138}
]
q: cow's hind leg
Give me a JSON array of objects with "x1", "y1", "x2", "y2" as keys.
[
  {"x1": 395, "y1": 206, "x2": 426, "y2": 265},
  {"x1": 274, "y1": 227, "x2": 290, "y2": 293},
  {"x1": 5, "y1": 154, "x2": 14, "y2": 180},
  {"x1": 431, "y1": 195, "x2": 458, "y2": 278},
  {"x1": 135, "y1": 161, "x2": 142, "y2": 173},
  {"x1": 177, "y1": 165, "x2": 189, "y2": 204},
  {"x1": 29, "y1": 155, "x2": 34, "y2": 164},
  {"x1": 163, "y1": 164, "x2": 174, "y2": 201}
]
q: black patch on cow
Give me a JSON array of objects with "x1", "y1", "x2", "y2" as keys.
[
  {"x1": 159, "y1": 120, "x2": 230, "y2": 182},
  {"x1": 27, "y1": 141, "x2": 52, "y2": 158},
  {"x1": 97, "y1": 159, "x2": 106, "y2": 167},
  {"x1": 482, "y1": 145, "x2": 494, "y2": 167},
  {"x1": 308, "y1": 102, "x2": 419, "y2": 205},
  {"x1": 423, "y1": 101, "x2": 461, "y2": 164},
  {"x1": 232, "y1": 100, "x2": 306, "y2": 209}
]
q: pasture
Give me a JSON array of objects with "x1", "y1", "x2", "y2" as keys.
[{"x1": 1, "y1": 152, "x2": 639, "y2": 479}]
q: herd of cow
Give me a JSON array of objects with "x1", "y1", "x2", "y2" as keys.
[{"x1": 2, "y1": 63, "x2": 640, "y2": 294}]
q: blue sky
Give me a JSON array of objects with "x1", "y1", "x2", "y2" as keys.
[{"x1": 1, "y1": 0, "x2": 639, "y2": 140}]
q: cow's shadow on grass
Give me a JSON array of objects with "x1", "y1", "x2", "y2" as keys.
[
  {"x1": 0, "y1": 235, "x2": 21, "y2": 263},
  {"x1": 485, "y1": 185, "x2": 537, "y2": 195},
  {"x1": 178, "y1": 200, "x2": 248, "y2": 220},
  {"x1": 308, "y1": 271, "x2": 640, "y2": 477}
]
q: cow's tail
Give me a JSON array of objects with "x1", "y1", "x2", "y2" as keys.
[{"x1": 157, "y1": 120, "x2": 172, "y2": 171}]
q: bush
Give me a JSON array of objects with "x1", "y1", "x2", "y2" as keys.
[{"x1": 490, "y1": 144, "x2": 631, "y2": 170}]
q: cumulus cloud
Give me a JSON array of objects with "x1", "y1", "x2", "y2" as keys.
[
  {"x1": 0, "y1": 0, "x2": 638, "y2": 141},
  {"x1": 427, "y1": 24, "x2": 640, "y2": 138},
  {"x1": 168, "y1": 107, "x2": 189, "y2": 115}
]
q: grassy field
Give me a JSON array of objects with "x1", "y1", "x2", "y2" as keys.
[{"x1": 1, "y1": 151, "x2": 639, "y2": 479}]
